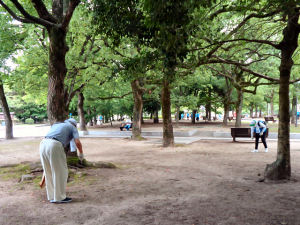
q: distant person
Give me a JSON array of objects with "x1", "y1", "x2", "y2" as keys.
[
  {"x1": 196, "y1": 113, "x2": 199, "y2": 121},
  {"x1": 187, "y1": 113, "x2": 190, "y2": 120},
  {"x1": 99, "y1": 115, "x2": 103, "y2": 125},
  {"x1": 124, "y1": 118, "x2": 132, "y2": 131},
  {"x1": 181, "y1": 113, "x2": 184, "y2": 120},
  {"x1": 250, "y1": 119, "x2": 268, "y2": 153},
  {"x1": 40, "y1": 118, "x2": 84, "y2": 203}
]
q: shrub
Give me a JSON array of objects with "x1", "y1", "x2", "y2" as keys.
[{"x1": 25, "y1": 118, "x2": 34, "y2": 124}]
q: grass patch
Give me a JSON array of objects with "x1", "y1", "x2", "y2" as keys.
[{"x1": 0, "y1": 164, "x2": 31, "y2": 180}]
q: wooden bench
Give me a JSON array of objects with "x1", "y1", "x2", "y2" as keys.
[
  {"x1": 231, "y1": 128, "x2": 269, "y2": 142},
  {"x1": 264, "y1": 116, "x2": 277, "y2": 123},
  {"x1": 120, "y1": 123, "x2": 132, "y2": 131}
]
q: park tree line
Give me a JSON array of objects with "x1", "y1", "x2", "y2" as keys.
[{"x1": 0, "y1": 0, "x2": 299, "y2": 180}]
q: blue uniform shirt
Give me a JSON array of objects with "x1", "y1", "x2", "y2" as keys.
[{"x1": 45, "y1": 122, "x2": 79, "y2": 147}]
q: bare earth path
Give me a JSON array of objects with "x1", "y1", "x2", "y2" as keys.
[{"x1": 1, "y1": 123, "x2": 300, "y2": 224}]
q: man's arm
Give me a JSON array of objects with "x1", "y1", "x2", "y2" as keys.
[{"x1": 74, "y1": 138, "x2": 83, "y2": 154}]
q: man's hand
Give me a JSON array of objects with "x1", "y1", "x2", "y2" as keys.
[
  {"x1": 78, "y1": 152, "x2": 84, "y2": 162},
  {"x1": 260, "y1": 132, "x2": 263, "y2": 136}
]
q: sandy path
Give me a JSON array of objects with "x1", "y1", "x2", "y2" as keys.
[{"x1": 1, "y1": 136, "x2": 300, "y2": 225}]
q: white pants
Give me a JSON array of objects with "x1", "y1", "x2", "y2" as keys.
[{"x1": 39, "y1": 139, "x2": 68, "y2": 201}]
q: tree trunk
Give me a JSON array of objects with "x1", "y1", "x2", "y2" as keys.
[
  {"x1": 161, "y1": 79, "x2": 174, "y2": 147},
  {"x1": 87, "y1": 109, "x2": 93, "y2": 126},
  {"x1": 153, "y1": 110, "x2": 159, "y2": 123},
  {"x1": 223, "y1": 78, "x2": 232, "y2": 126},
  {"x1": 250, "y1": 107, "x2": 253, "y2": 118},
  {"x1": 255, "y1": 106, "x2": 258, "y2": 117},
  {"x1": 0, "y1": 81, "x2": 13, "y2": 139},
  {"x1": 77, "y1": 92, "x2": 87, "y2": 131},
  {"x1": 265, "y1": 10, "x2": 299, "y2": 180},
  {"x1": 259, "y1": 109, "x2": 262, "y2": 118},
  {"x1": 291, "y1": 94, "x2": 296, "y2": 124},
  {"x1": 223, "y1": 101, "x2": 229, "y2": 126},
  {"x1": 175, "y1": 105, "x2": 180, "y2": 127},
  {"x1": 235, "y1": 89, "x2": 243, "y2": 127},
  {"x1": 191, "y1": 109, "x2": 197, "y2": 124},
  {"x1": 270, "y1": 90, "x2": 275, "y2": 116},
  {"x1": 131, "y1": 80, "x2": 143, "y2": 140},
  {"x1": 47, "y1": 27, "x2": 68, "y2": 124}
]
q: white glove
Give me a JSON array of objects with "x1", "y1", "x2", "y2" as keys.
[
  {"x1": 78, "y1": 153, "x2": 84, "y2": 161},
  {"x1": 260, "y1": 132, "x2": 263, "y2": 136}
]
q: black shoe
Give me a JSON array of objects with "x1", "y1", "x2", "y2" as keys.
[{"x1": 50, "y1": 197, "x2": 72, "y2": 203}]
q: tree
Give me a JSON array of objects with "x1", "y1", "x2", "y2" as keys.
[
  {"x1": 0, "y1": 10, "x2": 25, "y2": 139},
  {"x1": 0, "y1": 0, "x2": 80, "y2": 123}
]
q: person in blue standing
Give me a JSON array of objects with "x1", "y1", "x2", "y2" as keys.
[
  {"x1": 250, "y1": 119, "x2": 268, "y2": 153},
  {"x1": 196, "y1": 112, "x2": 199, "y2": 121},
  {"x1": 180, "y1": 113, "x2": 184, "y2": 120},
  {"x1": 40, "y1": 118, "x2": 84, "y2": 203}
]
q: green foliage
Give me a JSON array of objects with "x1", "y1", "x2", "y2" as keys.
[{"x1": 14, "y1": 103, "x2": 47, "y2": 123}]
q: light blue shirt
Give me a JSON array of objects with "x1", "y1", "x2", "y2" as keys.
[{"x1": 45, "y1": 122, "x2": 79, "y2": 147}]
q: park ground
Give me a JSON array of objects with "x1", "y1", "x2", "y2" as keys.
[{"x1": 1, "y1": 121, "x2": 300, "y2": 225}]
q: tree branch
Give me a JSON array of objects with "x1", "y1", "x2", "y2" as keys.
[
  {"x1": 89, "y1": 91, "x2": 133, "y2": 101},
  {"x1": 6, "y1": 0, "x2": 56, "y2": 27},
  {"x1": 31, "y1": 0, "x2": 56, "y2": 23},
  {"x1": 61, "y1": 0, "x2": 80, "y2": 30}
]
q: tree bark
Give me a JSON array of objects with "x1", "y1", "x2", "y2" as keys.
[
  {"x1": 0, "y1": 81, "x2": 13, "y2": 139},
  {"x1": 77, "y1": 92, "x2": 87, "y2": 131},
  {"x1": 235, "y1": 88, "x2": 243, "y2": 127},
  {"x1": 161, "y1": 79, "x2": 174, "y2": 147},
  {"x1": 47, "y1": 27, "x2": 69, "y2": 124},
  {"x1": 131, "y1": 80, "x2": 143, "y2": 140},
  {"x1": 265, "y1": 9, "x2": 299, "y2": 180}
]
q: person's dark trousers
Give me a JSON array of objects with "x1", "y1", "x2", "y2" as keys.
[{"x1": 255, "y1": 132, "x2": 267, "y2": 149}]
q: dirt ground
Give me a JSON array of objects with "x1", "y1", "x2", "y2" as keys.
[{"x1": 1, "y1": 123, "x2": 300, "y2": 225}]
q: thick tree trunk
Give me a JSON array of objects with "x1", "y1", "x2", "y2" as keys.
[
  {"x1": 161, "y1": 79, "x2": 174, "y2": 147},
  {"x1": 265, "y1": 10, "x2": 299, "y2": 180},
  {"x1": 47, "y1": 27, "x2": 68, "y2": 124},
  {"x1": 77, "y1": 92, "x2": 87, "y2": 131},
  {"x1": 235, "y1": 89, "x2": 243, "y2": 127},
  {"x1": 291, "y1": 94, "x2": 296, "y2": 124},
  {"x1": 131, "y1": 80, "x2": 143, "y2": 140},
  {"x1": 0, "y1": 82, "x2": 13, "y2": 139}
]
